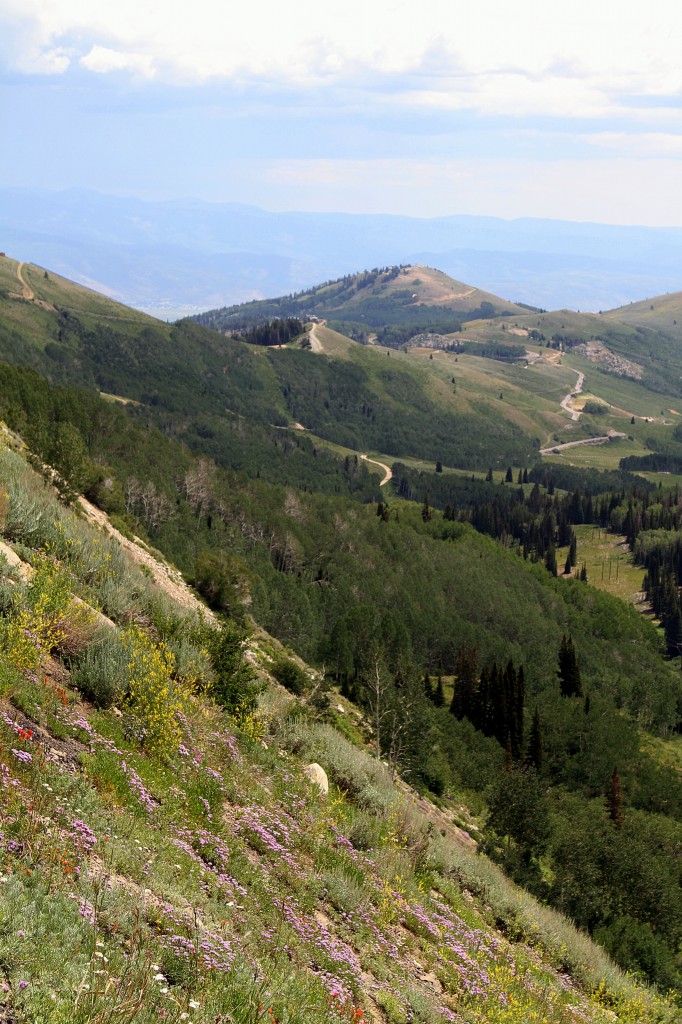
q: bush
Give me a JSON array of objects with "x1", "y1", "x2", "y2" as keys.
[
  {"x1": 271, "y1": 654, "x2": 309, "y2": 695},
  {"x1": 69, "y1": 629, "x2": 129, "y2": 708}
]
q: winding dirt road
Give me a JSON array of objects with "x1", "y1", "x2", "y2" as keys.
[
  {"x1": 539, "y1": 429, "x2": 627, "y2": 456},
  {"x1": 360, "y1": 454, "x2": 393, "y2": 487},
  {"x1": 308, "y1": 321, "x2": 325, "y2": 353},
  {"x1": 560, "y1": 370, "x2": 585, "y2": 421}
]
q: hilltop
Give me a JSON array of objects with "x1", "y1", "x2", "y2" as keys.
[
  {"x1": 605, "y1": 289, "x2": 682, "y2": 341},
  {"x1": 190, "y1": 265, "x2": 526, "y2": 345}
]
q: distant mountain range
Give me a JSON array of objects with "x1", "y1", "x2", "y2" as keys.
[{"x1": 2, "y1": 187, "x2": 682, "y2": 318}]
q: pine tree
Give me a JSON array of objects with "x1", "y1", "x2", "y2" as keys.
[
  {"x1": 558, "y1": 634, "x2": 582, "y2": 697},
  {"x1": 605, "y1": 766, "x2": 625, "y2": 829},
  {"x1": 433, "y1": 675, "x2": 445, "y2": 708},
  {"x1": 450, "y1": 645, "x2": 478, "y2": 719},
  {"x1": 526, "y1": 707, "x2": 543, "y2": 771},
  {"x1": 545, "y1": 544, "x2": 557, "y2": 577}
]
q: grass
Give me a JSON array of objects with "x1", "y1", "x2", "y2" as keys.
[{"x1": 557, "y1": 526, "x2": 646, "y2": 605}]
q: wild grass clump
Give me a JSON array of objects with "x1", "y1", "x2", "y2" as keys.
[
  {"x1": 278, "y1": 720, "x2": 396, "y2": 812},
  {"x1": 69, "y1": 628, "x2": 130, "y2": 708}
]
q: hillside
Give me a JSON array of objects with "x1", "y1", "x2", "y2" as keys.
[
  {"x1": 605, "y1": 290, "x2": 682, "y2": 341},
  {"x1": 190, "y1": 265, "x2": 527, "y2": 344},
  {"x1": 0, "y1": 256, "x2": 538, "y2": 472},
  {"x1": 0, "y1": 430, "x2": 680, "y2": 1024}
]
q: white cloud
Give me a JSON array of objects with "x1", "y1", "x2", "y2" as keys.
[
  {"x1": 80, "y1": 45, "x2": 155, "y2": 77},
  {"x1": 583, "y1": 132, "x2": 682, "y2": 157},
  {"x1": 3, "y1": 0, "x2": 682, "y2": 120}
]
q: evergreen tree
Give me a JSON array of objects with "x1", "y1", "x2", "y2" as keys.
[
  {"x1": 526, "y1": 707, "x2": 543, "y2": 771},
  {"x1": 450, "y1": 645, "x2": 478, "y2": 720},
  {"x1": 558, "y1": 634, "x2": 583, "y2": 697},
  {"x1": 433, "y1": 675, "x2": 445, "y2": 708},
  {"x1": 605, "y1": 766, "x2": 625, "y2": 829},
  {"x1": 545, "y1": 544, "x2": 557, "y2": 577},
  {"x1": 505, "y1": 466, "x2": 513, "y2": 483}
]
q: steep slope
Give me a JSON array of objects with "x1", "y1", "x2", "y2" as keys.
[{"x1": 0, "y1": 436, "x2": 678, "y2": 1024}]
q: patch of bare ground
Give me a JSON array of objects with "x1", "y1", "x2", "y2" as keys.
[{"x1": 573, "y1": 340, "x2": 642, "y2": 379}]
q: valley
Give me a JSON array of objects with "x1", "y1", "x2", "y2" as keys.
[{"x1": 1, "y1": 255, "x2": 682, "y2": 1021}]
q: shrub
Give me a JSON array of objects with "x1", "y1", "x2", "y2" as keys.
[
  {"x1": 121, "y1": 626, "x2": 192, "y2": 755},
  {"x1": 271, "y1": 654, "x2": 309, "y2": 695},
  {"x1": 69, "y1": 629, "x2": 129, "y2": 708}
]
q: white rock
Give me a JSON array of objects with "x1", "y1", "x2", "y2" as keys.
[{"x1": 303, "y1": 762, "x2": 329, "y2": 795}]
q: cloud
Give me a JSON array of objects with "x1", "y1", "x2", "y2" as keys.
[
  {"x1": 583, "y1": 132, "x2": 682, "y2": 157},
  {"x1": 80, "y1": 45, "x2": 155, "y2": 77},
  {"x1": 2, "y1": 0, "x2": 682, "y2": 121}
]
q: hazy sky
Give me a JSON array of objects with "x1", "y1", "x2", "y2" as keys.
[{"x1": 3, "y1": 0, "x2": 682, "y2": 224}]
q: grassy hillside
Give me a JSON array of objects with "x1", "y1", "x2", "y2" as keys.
[
  {"x1": 605, "y1": 289, "x2": 682, "y2": 341},
  {"x1": 0, "y1": 433, "x2": 679, "y2": 1024}
]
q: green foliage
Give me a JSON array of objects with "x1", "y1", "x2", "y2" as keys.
[
  {"x1": 271, "y1": 654, "x2": 309, "y2": 695},
  {"x1": 69, "y1": 628, "x2": 129, "y2": 708},
  {"x1": 199, "y1": 621, "x2": 260, "y2": 713}
]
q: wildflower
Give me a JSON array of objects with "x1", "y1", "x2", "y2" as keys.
[
  {"x1": 188, "y1": 1000, "x2": 200, "y2": 1009},
  {"x1": 18, "y1": 981, "x2": 29, "y2": 990}
]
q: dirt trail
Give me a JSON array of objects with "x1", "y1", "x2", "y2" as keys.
[
  {"x1": 308, "y1": 321, "x2": 325, "y2": 353},
  {"x1": 360, "y1": 454, "x2": 392, "y2": 487},
  {"x1": 539, "y1": 429, "x2": 626, "y2": 456},
  {"x1": 11, "y1": 261, "x2": 56, "y2": 312},
  {"x1": 16, "y1": 261, "x2": 34, "y2": 300},
  {"x1": 560, "y1": 370, "x2": 585, "y2": 421},
  {"x1": 78, "y1": 495, "x2": 214, "y2": 621}
]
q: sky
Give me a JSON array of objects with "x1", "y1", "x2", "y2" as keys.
[{"x1": 2, "y1": 0, "x2": 682, "y2": 224}]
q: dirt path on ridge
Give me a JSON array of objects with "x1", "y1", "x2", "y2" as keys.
[
  {"x1": 308, "y1": 321, "x2": 325, "y2": 353},
  {"x1": 16, "y1": 261, "x2": 34, "y2": 300}
]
